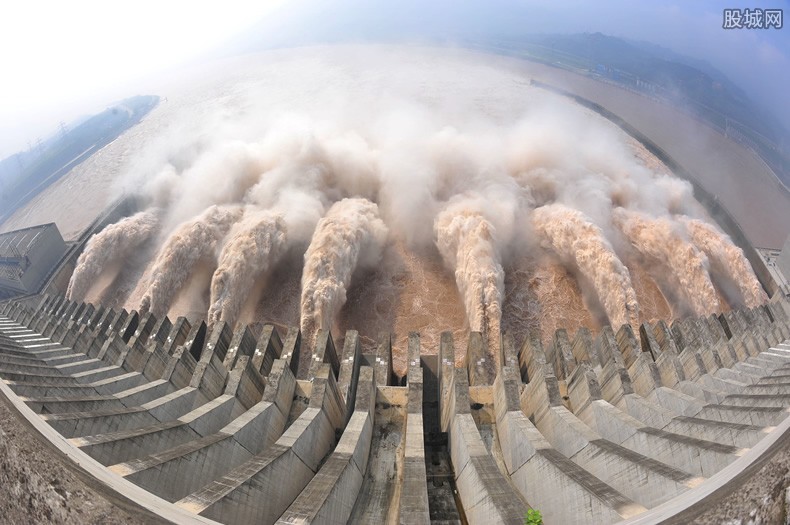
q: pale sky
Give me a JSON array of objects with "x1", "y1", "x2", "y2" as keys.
[
  {"x1": 2, "y1": 0, "x2": 788, "y2": 159},
  {"x1": 0, "y1": 1, "x2": 284, "y2": 158},
  {"x1": 244, "y1": 0, "x2": 790, "y2": 135}
]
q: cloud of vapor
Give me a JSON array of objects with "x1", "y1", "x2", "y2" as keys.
[
  {"x1": 532, "y1": 203, "x2": 639, "y2": 329},
  {"x1": 75, "y1": 48, "x2": 770, "y2": 358},
  {"x1": 242, "y1": 1, "x2": 790, "y2": 135},
  {"x1": 504, "y1": 103, "x2": 699, "y2": 222},
  {"x1": 206, "y1": 118, "x2": 387, "y2": 328},
  {"x1": 159, "y1": 141, "x2": 269, "y2": 229},
  {"x1": 139, "y1": 204, "x2": 242, "y2": 317},
  {"x1": 67, "y1": 209, "x2": 159, "y2": 302},
  {"x1": 299, "y1": 198, "x2": 388, "y2": 355},
  {"x1": 681, "y1": 217, "x2": 767, "y2": 308},
  {"x1": 613, "y1": 208, "x2": 720, "y2": 316}
]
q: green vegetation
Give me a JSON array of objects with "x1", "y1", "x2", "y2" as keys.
[{"x1": 525, "y1": 508, "x2": 543, "y2": 524}]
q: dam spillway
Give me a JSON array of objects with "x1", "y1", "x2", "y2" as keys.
[{"x1": 2, "y1": 294, "x2": 790, "y2": 523}]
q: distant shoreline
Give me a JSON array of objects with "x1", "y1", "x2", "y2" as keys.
[{"x1": 0, "y1": 96, "x2": 159, "y2": 226}]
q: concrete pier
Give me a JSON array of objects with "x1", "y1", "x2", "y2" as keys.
[
  {"x1": 397, "y1": 333, "x2": 431, "y2": 524},
  {"x1": 2, "y1": 293, "x2": 790, "y2": 523}
]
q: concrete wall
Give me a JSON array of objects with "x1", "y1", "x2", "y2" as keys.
[
  {"x1": 0, "y1": 224, "x2": 67, "y2": 295},
  {"x1": 3, "y1": 293, "x2": 790, "y2": 524},
  {"x1": 776, "y1": 238, "x2": 790, "y2": 292},
  {"x1": 20, "y1": 225, "x2": 68, "y2": 293}
]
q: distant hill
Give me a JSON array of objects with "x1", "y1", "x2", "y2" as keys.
[
  {"x1": 467, "y1": 33, "x2": 789, "y2": 182},
  {"x1": 0, "y1": 95, "x2": 158, "y2": 224},
  {"x1": 218, "y1": 17, "x2": 789, "y2": 182}
]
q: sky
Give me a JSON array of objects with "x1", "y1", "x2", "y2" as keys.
[
  {"x1": 0, "y1": 0, "x2": 285, "y2": 158},
  {"x1": 238, "y1": 0, "x2": 790, "y2": 132},
  {"x1": 1, "y1": 0, "x2": 788, "y2": 158}
]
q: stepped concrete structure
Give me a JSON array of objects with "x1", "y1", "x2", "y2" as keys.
[{"x1": 2, "y1": 294, "x2": 790, "y2": 523}]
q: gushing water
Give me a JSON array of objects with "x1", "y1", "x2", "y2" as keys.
[
  {"x1": 533, "y1": 203, "x2": 639, "y2": 329},
  {"x1": 139, "y1": 205, "x2": 242, "y2": 317},
  {"x1": 69, "y1": 50, "x2": 771, "y2": 366},
  {"x1": 299, "y1": 198, "x2": 388, "y2": 356},
  {"x1": 435, "y1": 203, "x2": 504, "y2": 364},
  {"x1": 207, "y1": 208, "x2": 288, "y2": 327},
  {"x1": 613, "y1": 208, "x2": 720, "y2": 316},
  {"x1": 682, "y1": 217, "x2": 767, "y2": 308},
  {"x1": 67, "y1": 210, "x2": 159, "y2": 302}
]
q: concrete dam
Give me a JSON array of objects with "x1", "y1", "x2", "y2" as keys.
[
  {"x1": 2, "y1": 291, "x2": 790, "y2": 523},
  {"x1": 2, "y1": 47, "x2": 790, "y2": 524}
]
